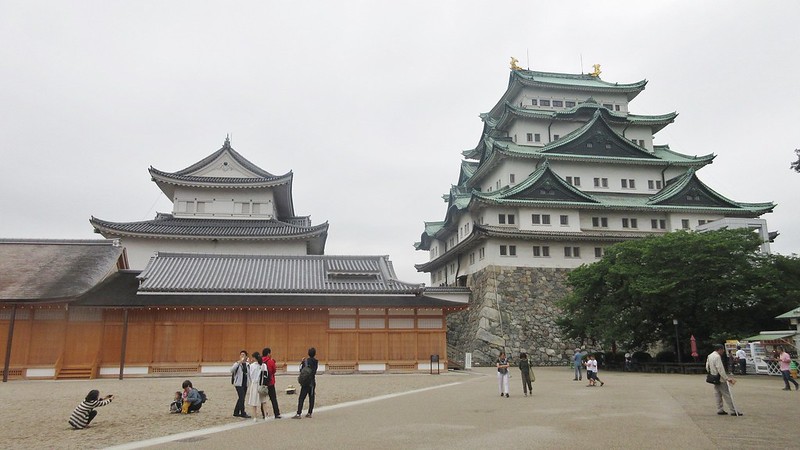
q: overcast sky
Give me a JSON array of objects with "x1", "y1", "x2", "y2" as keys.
[{"x1": 2, "y1": 1, "x2": 798, "y2": 284}]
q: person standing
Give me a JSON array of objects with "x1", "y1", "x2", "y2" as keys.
[
  {"x1": 573, "y1": 349, "x2": 584, "y2": 381},
  {"x1": 230, "y1": 350, "x2": 250, "y2": 418},
  {"x1": 246, "y1": 352, "x2": 264, "y2": 421},
  {"x1": 262, "y1": 347, "x2": 282, "y2": 418},
  {"x1": 496, "y1": 351, "x2": 510, "y2": 397},
  {"x1": 778, "y1": 347, "x2": 799, "y2": 391},
  {"x1": 68, "y1": 390, "x2": 113, "y2": 429},
  {"x1": 292, "y1": 347, "x2": 319, "y2": 419},
  {"x1": 735, "y1": 346, "x2": 747, "y2": 375},
  {"x1": 518, "y1": 352, "x2": 533, "y2": 397},
  {"x1": 705, "y1": 344, "x2": 741, "y2": 416}
]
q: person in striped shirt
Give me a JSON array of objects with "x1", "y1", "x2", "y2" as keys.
[{"x1": 68, "y1": 390, "x2": 114, "y2": 429}]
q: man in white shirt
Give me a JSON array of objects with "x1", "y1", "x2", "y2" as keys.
[
  {"x1": 735, "y1": 346, "x2": 747, "y2": 375},
  {"x1": 706, "y1": 344, "x2": 741, "y2": 416}
]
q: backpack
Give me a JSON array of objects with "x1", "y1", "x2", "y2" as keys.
[
  {"x1": 298, "y1": 363, "x2": 314, "y2": 386},
  {"x1": 198, "y1": 390, "x2": 208, "y2": 403}
]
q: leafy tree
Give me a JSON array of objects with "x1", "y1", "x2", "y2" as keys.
[
  {"x1": 557, "y1": 229, "x2": 799, "y2": 354},
  {"x1": 792, "y1": 148, "x2": 800, "y2": 173}
]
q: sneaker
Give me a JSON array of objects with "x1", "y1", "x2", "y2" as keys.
[
  {"x1": 241, "y1": 414, "x2": 252, "y2": 419},
  {"x1": 275, "y1": 415, "x2": 282, "y2": 419},
  {"x1": 572, "y1": 378, "x2": 578, "y2": 381},
  {"x1": 305, "y1": 413, "x2": 312, "y2": 418},
  {"x1": 731, "y1": 412, "x2": 743, "y2": 416},
  {"x1": 505, "y1": 393, "x2": 509, "y2": 398},
  {"x1": 600, "y1": 381, "x2": 605, "y2": 387},
  {"x1": 523, "y1": 393, "x2": 527, "y2": 397},
  {"x1": 782, "y1": 388, "x2": 791, "y2": 391},
  {"x1": 717, "y1": 411, "x2": 728, "y2": 415},
  {"x1": 500, "y1": 393, "x2": 504, "y2": 397},
  {"x1": 795, "y1": 384, "x2": 799, "y2": 391},
  {"x1": 291, "y1": 414, "x2": 302, "y2": 419}
]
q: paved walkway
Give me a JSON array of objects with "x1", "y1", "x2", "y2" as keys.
[{"x1": 113, "y1": 367, "x2": 799, "y2": 450}]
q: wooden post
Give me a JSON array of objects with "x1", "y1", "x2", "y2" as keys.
[
  {"x1": 3, "y1": 304, "x2": 17, "y2": 382},
  {"x1": 118, "y1": 309, "x2": 129, "y2": 380}
]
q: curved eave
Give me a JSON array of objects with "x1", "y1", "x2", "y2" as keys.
[
  {"x1": 90, "y1": 217, "x2": 329, "y2": 241},
  {"x1": 502, "y1": 147, "x2": 712, "y2": 167},
  {"x1": 150, "y1": 167, "x2": 291, "y2": 194},
  {"x1": 496, "y1": 102, "x2": 677, "y2": 133}
]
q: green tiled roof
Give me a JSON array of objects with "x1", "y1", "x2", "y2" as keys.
[
  {"x1": 488, "y1": 101, "x2": 677, "y2": 134},
  {"x1": 512, "y1": 70, "x2": 647, "y2": 93},
  {"x1": 776, "y1": 307, "x2": 800, "y2": 319}
]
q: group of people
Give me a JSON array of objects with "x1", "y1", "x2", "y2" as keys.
[
  {"x1": 571, "y1": 349, "x2": 604, "y2": 387},
  {"x1": 495, "y1": 351, "x2": 535, "y2": 397},
  {"x1": 231, "y1": 347, "x2": 318, "y2": 421}
]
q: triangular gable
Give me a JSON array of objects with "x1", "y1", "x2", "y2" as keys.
[
  {"x1": 541, "y1": 111, "x2": 659, "y2": 159},
  {"x1": 477, "y1": 161, "x2": 598, "y2": 204},
  {"x1": 173, "y1": 137, "x2": 276, "y2": 179},
  {"x1": 650, "y1": 169, "x2": 742, "y2": 208}
]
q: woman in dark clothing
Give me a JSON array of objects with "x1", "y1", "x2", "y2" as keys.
[
  {"x1": 518, "y1": 353, "x2": 533, "y2": 397},
  {"x1": 292, "y1": 347, "x2": 318, "y2": 419}
]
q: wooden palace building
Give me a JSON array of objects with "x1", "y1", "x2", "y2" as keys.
[{"x1": 1, "y1": 139, "x2": 468, "y2": 380}]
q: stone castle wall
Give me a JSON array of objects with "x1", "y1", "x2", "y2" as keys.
[{"x1": 447, "y1": 265, "x2": 579, "y2": 366}]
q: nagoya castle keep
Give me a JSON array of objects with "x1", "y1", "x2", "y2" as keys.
[{"x1": 415, "y1": 62, "x2": 775, "y2": 365}]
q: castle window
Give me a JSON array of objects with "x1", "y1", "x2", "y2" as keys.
[
  {"x1": 531, "y1": 214, "x2": 550, "y2": 225},
  {"x1": 615, "y1": 105, "x2": 621, "y2": 111},
  {"x1": 681, "y1": 219, "x2": 690, "y2": 229},
  {"x1": 552, "y1": 100, "x2": 563, "y2": 107},
  {"x1": 469, "y1": 253, "x2": 475, "y2": 265},
  {"x1": 499, "y1": 214, "x2": 505, "y2": 224},
  {"x1": 479, "y1": 247, "x2": 485, "y2": 259},
  {"x1": 564, "y1": 246, "x2": 581, "y2": 258},
  {"x1": 510, "y1": 174, "x2": 516, "y2": 184},
  {"x1": 565, "y1": 101, "x2": 576, "y2": 107},
  {"x1": 526, "y1": 133, "x2": 533, "y2": 142},
  {"x1": 540, "y1": 99, "x2": 551, "y2": 106},
  {"x1": 531, "y1": 99, "x2": 538, "y2": 105},
  {"x1": 560, "y1": 215, "x2": 569, "y2": 225},
  {"x1": 553, "y1": 134, "x2": 560, "y2": 140},
  {"x1": 593, "y1": 177, "x2": 608, "y2": 188},
  {"x1": 603, "y1": 103, "x2": 613, "y2": 109},
  {"x1": 500, "y1": 245, "x2": 517, "y2": 256},
  {"x1": 592, "y1": 217, "x2": 609, "y2": 228},
  {"x1": 534, "y1": 133, "x2": 541, "y2": 142},
  {"x1": 532, "y1": 245, "x2": 550, "y2": 257},
  {"x1": 595, "y1": 247, "x2": 604, "y2": 258}
]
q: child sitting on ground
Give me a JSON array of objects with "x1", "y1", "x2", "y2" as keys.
[{"x1": 169, "y1": 391, "x2": 182, "y2": 414}]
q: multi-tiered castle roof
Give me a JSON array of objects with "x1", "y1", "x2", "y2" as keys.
[{"x1": 416, "y1": 67, "x2": 774, "y2": 279}]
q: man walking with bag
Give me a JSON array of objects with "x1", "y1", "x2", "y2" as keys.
[{"x1": 706, "y1": 344, "x2": 741, "y2": 416}]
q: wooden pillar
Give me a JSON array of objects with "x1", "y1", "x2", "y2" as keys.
[
  {"x1": 3, "y1": 304, "x2": 17, "y2": 383},
  {"x1": 118, "y1": 309, "x2": 129, "y2": 380}
]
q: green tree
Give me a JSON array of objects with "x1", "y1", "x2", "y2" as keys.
[
  {"x1": 792, "y1": 148, "x2": 800, "y2": 173},
  {"x1": 557, "y1": 229, "x2": 799, "y2": 354}
]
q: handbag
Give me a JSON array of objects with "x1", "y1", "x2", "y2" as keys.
[
  {"x1": 705, "y1": 373, "x2": 721, "y2": 385},
  {"x1": 257, "y1": 364, "x2": 270, "y2": 395},
  {"x1": 529, "y1": 366, "x2": 536, "y2": 382}
]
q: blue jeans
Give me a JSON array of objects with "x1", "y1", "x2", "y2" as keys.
[
  {"x1": 574, "y1": 363, "x2": 582, "y2": 380},
  {"x1": 782, "y1": 370, "x2": 798, "y2": 389}
]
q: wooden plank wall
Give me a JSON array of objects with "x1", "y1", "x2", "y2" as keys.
[{"x1": 1, "y1": 306, "x2": 448, "y2": 371}]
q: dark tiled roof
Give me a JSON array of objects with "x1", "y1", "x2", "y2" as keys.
[
  {"x1": 148, "y1": 167, "x2": 291, "y2": 186},
  {"x1": 90, "y1": 214, "x2": 329, "y2": 240},
  {"x1": 75, "y1": 271, "x2": 467, "y2": 309},
  {"x1": 136, "y1": 253, "x2": 424, "y2": 294},
  {"x1": 0, "y1": 239, "x2": 123, "y2": 302}
]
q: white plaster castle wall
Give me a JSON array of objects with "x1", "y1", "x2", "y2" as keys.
[
  {"x1": 122, "y1": 237, "x2": 309, "y2": 270},
  {"x1": 172, "y1": 186, "x2": 276, "y2": 219}
]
